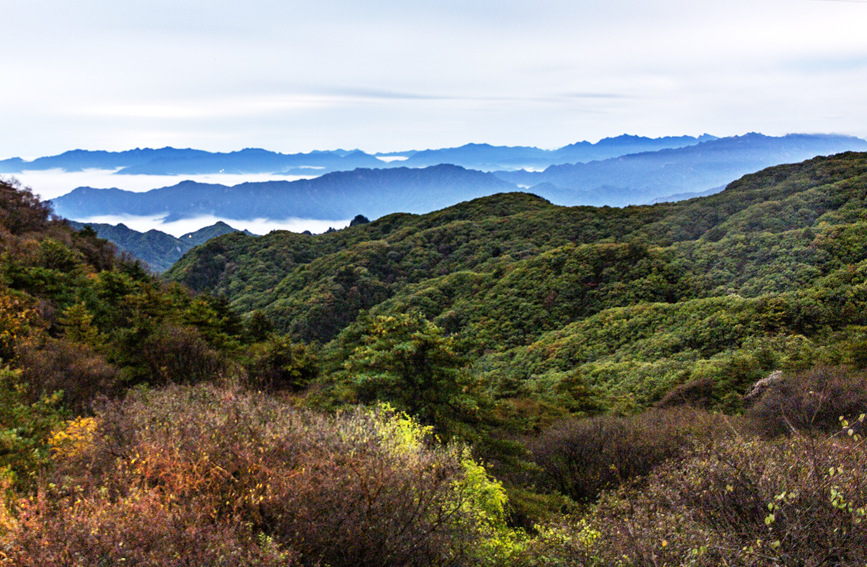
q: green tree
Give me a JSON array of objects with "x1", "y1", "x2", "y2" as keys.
[
  {"x1": 57, "y1": 301, "x2": 100, "y2": 346},
  {"x1": 343, "y1": 313, "x2": 477, "y2": 436},
  {"x1": 0, "y1": 367, "x2": 64, "y2": 488},
  {"x1": 245, "y1": 335, "x2": 318, "y2": 391}
]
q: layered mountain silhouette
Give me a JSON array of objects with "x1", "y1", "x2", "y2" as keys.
[
  {"x1": 0, "y1": 148, "x2": 383, "y2": 176},
  {"x1": 1, "y1": 134, "x2": 718, "y2": 176},
  {"x1": 498, "y1": 133, "x2": 867, "y2": 205},
  {"x1": 49, "y1": 134, "x2": 867, "y2": 222},
  {"x1": 52, "y1": 165, "x2": 516, "y2": 221},
  {"x1": 397, "y1": 134, "x2": 718, "y2": 170}
]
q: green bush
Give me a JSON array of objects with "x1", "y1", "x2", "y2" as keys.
[
  {"x1": 244, "y1": 335, "x2": 318, "y2": 391},
  {"x1": 0, "y1": 366, "x2": 64, "y2": 489}
]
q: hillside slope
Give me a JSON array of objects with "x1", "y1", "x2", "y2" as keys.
[
  {"x1": 167, "y1": 152, "x2": 867, "y2": 413},
  {"x1": 66, "y1": 220, "x2": 247, "y2": 272}
]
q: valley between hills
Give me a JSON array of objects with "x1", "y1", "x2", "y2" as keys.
[{"x1": 1, "y1": 149, "x2": 867, "y2": 564}]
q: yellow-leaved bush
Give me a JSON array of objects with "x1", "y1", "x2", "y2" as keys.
[{"x1": 49, "y1": 416, "x2": 98, "y2": 460}]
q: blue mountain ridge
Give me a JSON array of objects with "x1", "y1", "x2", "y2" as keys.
[
  {"x1": 65, "y1": 220, "x2": 249, "y2": 273},
  {"x1": 1, "y1": 134, "x2": 717, "y2": 175},
  {"x1": 49, "y1": 134, "x2": 867, "y2": 222},
  {"x1": 52, "y1": 165, "x2": 517, "y2": 221}
]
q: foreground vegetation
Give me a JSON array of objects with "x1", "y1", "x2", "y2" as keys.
[{"x1": 3, "y1": 154, "x2": 867, "y2": 564}]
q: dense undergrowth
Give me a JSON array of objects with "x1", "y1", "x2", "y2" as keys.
[
  {"x1": 8, "y1": 385, "x2": 512, "y2": 566},
  {"x1": 2, "y1": 154, "x2": 867, "y2": 565}
]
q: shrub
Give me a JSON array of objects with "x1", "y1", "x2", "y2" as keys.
[
  {"x1": 244, "y1": 335, "x2": 318, "y2": 391},
  {"x1": 136, "y1": 324, "x2": 237, "y2": 385},
  {"x1": 16, "y1": 337, "x2": 119, "y2": 412},
  {"x1": 0, "y1": 292, "x2": 39, "y2": 361},
  {"x1": 535, "y1": 428, "x2": 867, "y2": 566},
  {"x1": 528, "y1": 407, "x2": 727, "y2": 502},
  {"x1": 7, "y1": 485, "x2": 298, "y2": 566},
  {"x1": 20, "y1": 384, "x2": 515, "y2": 567},
  {"x1": 0, "y1": 367, "x2": 64, "y2": 489},
  {"x1": 746, "y1": 366, "x2": 867, "y2": 437},
  {"x1": 655, "y1": 376, "x2": 717, "y2": 409}
]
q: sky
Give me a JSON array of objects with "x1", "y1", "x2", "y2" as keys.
[{"x1": 3, "y1": 0, "x2": 867, "y2": 159}]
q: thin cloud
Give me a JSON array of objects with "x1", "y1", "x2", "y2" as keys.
[
  {"x1": 560, "y1": 92, "x2": 632, "y2": 100},
  {"x1": 80, "y1": 95, "x2": 344, "y2": 119},
  {"x1": 320, "y1": 87, "x2": 447, "y2": 101}
]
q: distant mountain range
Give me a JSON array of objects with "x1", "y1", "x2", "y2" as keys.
[
  {"x1": 52, "y1": 165, "x2": 517, "y2": 221},
  {"x1": 1, "y1": 134, "x2": 719, "y2": 176},
  {"x1": 499, "y1": 133, "x2": 867, "y2": 205},
  {"x1": 50, "y1": 134, "x2": 867, "y2": 223},
  {"x1": 395, "y1": 134, "x2": 719, "y2": 170},
  {"x1": 0, "y1": 148, "x2": 384, "y2": 176},
  {"x1": 66, "y1": 220, "x2": 248, "y2": 272}
]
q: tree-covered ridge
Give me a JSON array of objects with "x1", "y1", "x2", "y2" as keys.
[
  {"x1": 0, "y1": 178, "x2": 258, "y2": 405},
  {"x1": 166, "y1": 152, "x2": 867, "y2": 413},
  {"x1": 0, "y1": 177, "x2": 320, "y2": 477},
  {"x1": 66, "y1": 219, "x2": 248, "y2": 273}
]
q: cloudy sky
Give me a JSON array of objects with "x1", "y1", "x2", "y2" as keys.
[{"x1": 4, "y1": 0, "x2": 867, "y2": 158}]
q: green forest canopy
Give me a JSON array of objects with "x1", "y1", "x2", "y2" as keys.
[{"x1": 167, "y1": 151, "x2": 867, "y2": 418}]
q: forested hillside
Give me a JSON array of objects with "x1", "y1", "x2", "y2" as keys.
[
  {"x1": 0, "y1": 177, "x2": 517, "y2": 565},
  {"x1": 66, "y1": 219, "x2": 247, "y2": 272},
  {"x1": 5, "y1": 154, "x2": 867, "y2": 565},
  {"x1": 167, "y1": 151, "x2": 867, "y2": 415}
]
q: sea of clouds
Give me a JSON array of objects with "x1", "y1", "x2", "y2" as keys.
[{"x1": 5, "y1": 169, "x2": 349, "y2": 236}]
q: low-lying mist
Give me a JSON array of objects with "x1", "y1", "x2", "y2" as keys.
[
  {"x1": 8, "y1": 169, "x2": 315, "y2": 201},
  {"x1": 4, "y1": 169, "x2": 343, "y2": 235}
]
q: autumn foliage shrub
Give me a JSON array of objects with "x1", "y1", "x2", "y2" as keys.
[
  {"x1": 566, "y1": 428, "x2": 867, "y2": 567},
  {"x1": 16, "y1": 337, "x2": 119, "y2": 412},
  {"x1": 136, "y1": 324, "x2": 234, "y2": 385},
  {"x1": 746, "y1": 366, "x2": 867, "y2": 437},
  {"x1": 528, "y1": 407, "x2": 726, "y2": 502},
  {"x1": 8, "y1": 486, "x2": 296, "y2": 567},
  {"x1": 7, "y1": 384, "x2": 513, "y2": 566},
  {"x1": 0, "y1": 292, "x2": 39, "y2": 361},
  {"x1": 514, "y1": 417, "x2": 867, "y2": 567}
]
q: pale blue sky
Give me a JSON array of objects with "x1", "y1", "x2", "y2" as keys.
[{"x1": 3, "y1": 0, "x2": 867, "y2": 157}]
